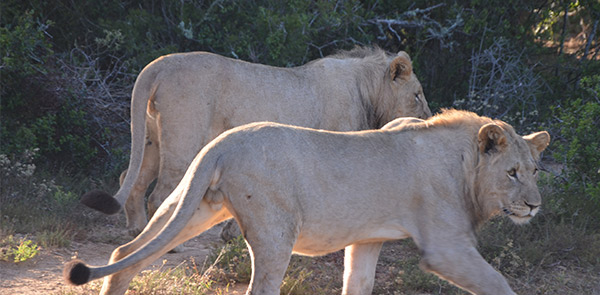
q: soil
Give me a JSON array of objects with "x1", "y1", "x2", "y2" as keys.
[{"x1": 0, "y1": 216, "x2": 246, "y2": 295}]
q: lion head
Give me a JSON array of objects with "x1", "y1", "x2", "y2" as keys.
[
  {"x1": 387, "y1": 51, "x2": 431, "y2": 121},
  {"x1": 474, "y1": 121, "x2": 550, "y2": 225},
  {"x1": 334, "y1": 47, "x2": 431, "y2": 127}
]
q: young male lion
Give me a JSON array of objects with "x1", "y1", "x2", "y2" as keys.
[
  {"x1": 80, "y1": 47, "x2": 432, "y2": 237},
  {"x1": 66, "y1": 110, "x2": 549, "y2": 295}
]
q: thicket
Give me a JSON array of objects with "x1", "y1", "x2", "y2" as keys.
[{"x1": 1, "y1": 0, "x2": 599, "y2": 281}]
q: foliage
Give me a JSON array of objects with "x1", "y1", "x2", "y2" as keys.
[
  {"x1": 1, "y1": 94, "x2": 102, "y2": 170},
  {"x1": 0, "y1": 11, "x2": 116, "y2": 171},
  {"x1": 2, "y1": 0, "x2": 598, "y2": 175},
  {"x1": 280, "y1": 267, "x2": 314, "y2": 295},
  {"x1": 0, "y1": 11, "x2": 52, "y2": 159},
  {"x1": 0, "y1": 9, "x2": 52, "y2": 74},
  {"x1": 551, "y1": 75, "x2": 600, "y2": 220},
  {"x1": 91, "y1": 0, "x2": 376, "y2": 68},
  {"x1": 0, "y1": 149, "x2": 54, "y2": 204},
  {"x1": 0, "y1": 235, "x2": 40, "y2": 263},
  {"x1": 0, "y1": 149, "x2": 80, "y2": 245}
]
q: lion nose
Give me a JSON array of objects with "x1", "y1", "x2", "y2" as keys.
[
  {"x1": 524, "y1": 201, "x2": 540, "y2": 211},
  {"x1": 421, "y1": 105, "x2": 432, "y2": 119}
]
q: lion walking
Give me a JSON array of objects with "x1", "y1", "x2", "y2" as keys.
[
  {"x1": 66, "y1": 110, "x2": 549, "y2": 295},
  {"x1": 81, "y1": 48, "x2": 432, "y2": 236}
]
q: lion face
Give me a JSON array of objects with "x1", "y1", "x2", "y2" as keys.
[
  {"x1": 392, "y1": 74, "x2": 431, "y2": 120},
  {"x1": 387, "y1": 52, "x2": 432, "y2": 121},
  {"x1": 476, "y1": 123, "x2": 550, "y2": 224},
  {"x1": 502, "y1": 158, "x2": 543, "y2": 224}
]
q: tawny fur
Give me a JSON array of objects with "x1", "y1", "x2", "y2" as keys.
[
  {"x1": 83, "y1": 48, "x2": 432, "y2": 236},
  {"x1": 66, "y1": 110, "x2": 549, "y2": 295}
]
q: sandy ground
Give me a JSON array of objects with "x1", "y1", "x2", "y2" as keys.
[{"x1": 0, "y1": 222, "x2": 246, "y2": 295}]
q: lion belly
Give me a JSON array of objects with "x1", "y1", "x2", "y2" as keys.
[{"x1": 291, "y1": 221, "x2": 410, "y2": 256}]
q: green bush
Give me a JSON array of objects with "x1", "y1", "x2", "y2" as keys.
[
  {"x1": 3, "y1": 1, "x2": 597, "y2": 177},
  {"x1": 0, "y1": 10, "x2": 53, "y2": 153},
  {"x1": 96, "y1": 0, "x2": 375, "y2": 68},
  {"x1": 0, "y1": 10, "x2": 52, "y2": 76},
  {"x1": 0, "y1": 149, "x2": 80, "y2": 243},
  {"x1": 0, "y1": 10, "x2": 107, "y2": 170},
  {"x1": 0, "y1": 235, "x2": 40, "y2": 263},
  {"x1": 551, "y1": 74, "x2": 600, "y2": 221}
]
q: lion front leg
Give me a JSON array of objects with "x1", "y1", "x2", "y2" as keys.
[
  {"x1": 420, "y1": 246, "x2": 516, "y2": 295},
  {"x1": 342, "y1": 242, "x2": 383, "y2": 295}
]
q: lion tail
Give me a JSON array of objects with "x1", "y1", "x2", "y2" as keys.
[
  {"x1": 80, "y1": 65, "x2": 160, "y2": 215},
  {"x1": 65, "y1": 145, "x2": 223, "y2": 285}
]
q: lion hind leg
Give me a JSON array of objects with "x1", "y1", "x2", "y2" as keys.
[
  {"x1": 99, "y1": 198, "x2": 231, "y2": 295},
  {"x1": 146, "y1": 108, "x2": 211, "y2": 219},
  {"x1": 342, "y1": 242, "x2": 383, "y2": 295},
  {"x1": 64, "y1": 191, "x2": 183, "y2": 289},
  {"x1": 420, "y1": 246, "x2": 516, "y2": 295},
  {"x1": 124, "y1": 140, "x2": 160, "y2": 235},
  {"x1": 124, "y1": 117, "x2": 161, "y2": 235},
  {"x1": 110, "y1": 191, "x2": 182, "y2": 263},
  {"x1": 244, "y1": 238, "x2": 294, "y2": 295},
  {"x1": 239, "y1": 206, "x2": 298, "y2": 295},
  {"x1": 65, "y1": 194, "x2": 231, "y2": 295},
  {"x1": 146, "y1": 170, "x2": 181, "y2": 219},
  {"x1": 64, "y1": 194, "x2": 180, "y2": 293}
]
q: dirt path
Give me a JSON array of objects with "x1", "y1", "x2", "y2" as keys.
[{"x1": 0, "y1": 224, "x2": 245, "y2": 295}]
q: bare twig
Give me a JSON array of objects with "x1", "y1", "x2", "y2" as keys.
[
  {"x1": 582, "y1": 19, "x2": 598, "y2": 61},
  {"x1": 367, "y1": 3, "x2": 463, "y2": 49},
  {"x1": 456, "y1": 39, "x2": 548, "y2": 130},
  {"x1": 55, "y1": 46, "x2": 134, "y2": 142},
  {"x1": 558, "y1": 2, "x2": 569, "y2": 57}
]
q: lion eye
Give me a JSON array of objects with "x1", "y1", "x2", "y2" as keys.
[
  {"x1": 507, "y1": 168, "x2": 517, "y2": 178},
  {"x1": 414, "y1": 93, "x2": 421, "y2": 103}
]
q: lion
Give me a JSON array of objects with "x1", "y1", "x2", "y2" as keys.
[
  {"x1": 80, "y1": 47, "x2": 432, "y2": 236},
  {"x1": 65, "y1": 110, "x2": 549, "y2": 295}
]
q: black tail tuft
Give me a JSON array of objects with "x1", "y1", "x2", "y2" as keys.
[
  {"x1": 80, "y1": 190, "x2": 122, "y2": 215},
  {"x1": 63, "y1": 260, "x2": 91, "y2": 285}
]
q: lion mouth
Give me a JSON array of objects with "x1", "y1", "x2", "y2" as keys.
[{"x1": 503, "y1": 208, "x2": 534, "y2": 224}]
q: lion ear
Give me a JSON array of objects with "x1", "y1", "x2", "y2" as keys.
[
  {"x1": 523, "y1": 131, "x2": 550, "y2": 159},
  {"x1": 478, "y1": 123, "x2": 507, "y2": 154},
  {"x1": 390, "y1": 51, "x2": 413, "y2": 81}
]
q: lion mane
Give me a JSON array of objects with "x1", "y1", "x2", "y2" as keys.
[{"x1": 67, "y1": 110, "x2": 549, "y2": 295}]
